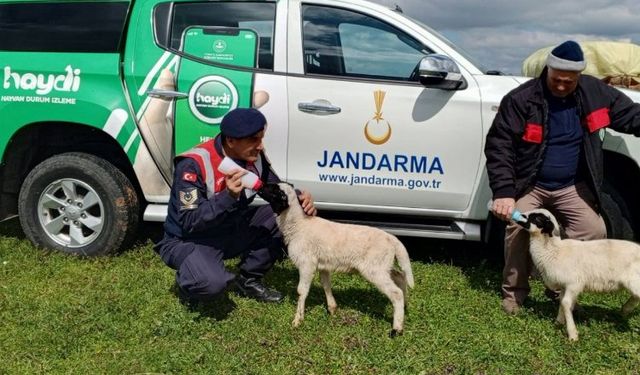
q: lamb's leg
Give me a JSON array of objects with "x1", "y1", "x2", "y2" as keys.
[
  {"x1": 561, "y1": 288, "x2": 579, "y2": 341},
  {"x1": 293, "y1": 267, "x2": 315, "y2": 328},
  {"x1": 363, "y1": 270, "x2": 405, "y2": 337},
  {"x1": 555, "y1": 290, "x2": 566, "y2": 326},
  {"x1": 390, "y1": 269, "x2": 408, "y2": 305},
  {"x1": 621, "y1": 281, "x2": 640, "y2": 317},
  {"x1": 319, "y1": 270, "x2": 337, "y2": 315}
]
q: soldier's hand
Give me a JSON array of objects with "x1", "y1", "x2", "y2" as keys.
[
  {"x1": 225, "y1": 169, "x2": 247, "y2": 199},
  {"x1": 297, "y1": 190, "x2": 317, "y2": 216},
  {"x1": 491, "y1": 197, "x2": 516, "y2": 222}
]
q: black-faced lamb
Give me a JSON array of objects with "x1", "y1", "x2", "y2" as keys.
[{"x1": 518, "y1": 208, "x2": 640, "y2": 341}]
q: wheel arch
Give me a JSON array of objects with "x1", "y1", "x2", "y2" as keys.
[
  {"x1": 0, "y1": 122, "x2": 144, "y2": 220},
  {"x1": 603, "y1": 150, "x2": 640, "y2": 239}
]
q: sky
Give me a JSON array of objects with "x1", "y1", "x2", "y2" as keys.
[{"x1": 371, "y1": 0, "x2": 640, "y2": 76}]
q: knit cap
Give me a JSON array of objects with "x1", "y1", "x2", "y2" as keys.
[{"x1": 546, "y1": 40, "x2": 586, "y2": 71}]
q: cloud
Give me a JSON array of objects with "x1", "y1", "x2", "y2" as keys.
[{"x1": 370, "y1": 0, "x2": 639, "y2": 74}]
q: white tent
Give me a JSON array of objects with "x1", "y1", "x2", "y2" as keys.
[{"x1": 522, "y1": 41, "x2": 640, "y2": 90}]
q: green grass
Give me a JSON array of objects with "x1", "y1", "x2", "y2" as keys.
[{"x1": 1, "y1": 220, "x2": 640, "y2": 374}]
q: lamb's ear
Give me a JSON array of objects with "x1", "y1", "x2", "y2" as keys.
[
  {"x1": 540, "y1": 216, "x2": 556, "y2": 237},
  {"x1": 265, "y1": 188, "x2": 289, "y2": 215},
  {"x1": 257, "y1": 183, "x2": 277, "y2": 202}
]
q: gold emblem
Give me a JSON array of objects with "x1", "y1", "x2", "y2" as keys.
[
  {"x1": 364, "y1": 90, "x2": 392, "y2": 145},
  {"x1": 179, "y1": 189, "x2": 198, "y2": 210}
]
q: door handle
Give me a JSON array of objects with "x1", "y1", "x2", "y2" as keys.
[
  {"x1": 146, "y1": 89, "x2": 188, "y2": 100},
  {"x1": 298, "y1": 99, "x2": 341, "y2": 115}
]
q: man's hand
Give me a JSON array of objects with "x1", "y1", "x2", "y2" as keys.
[
  {"x1": 297, "y1": 190, "x2": 317, "y2": 216},
  {"x1": 490, "y1": 197, "x2": 517, "y2": 222},
  {"x1": 225, "y1": 169, "x2": 247, "y2": 200}
]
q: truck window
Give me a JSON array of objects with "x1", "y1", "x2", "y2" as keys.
[
  {"x1": 154, "y1": 2, "x2": 276, "y2": 70},
  {"x1": 0, "y1": 2, "x2": 128, "y2": 53},
  {"x1": 302, "y1": 5, "x2": 431, "y2": 80}
]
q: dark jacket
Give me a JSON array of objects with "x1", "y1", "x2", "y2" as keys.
[
  {"x1": 162, "y1": 135, "x2": 280, "y2": 243},
  {"x1": 485, "y1": 68, "x2": 640, "y2": 205}
]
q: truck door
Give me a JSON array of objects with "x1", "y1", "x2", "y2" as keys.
[
  {"x1": 286, "y1": 3, "x2": 483, "y2": 212},
  {"x1": 124, "y1": 1, "x2": 282, "y2": 183},
  {"x1": 174, "y1": 26, "x2": 258, "y2": 154}
]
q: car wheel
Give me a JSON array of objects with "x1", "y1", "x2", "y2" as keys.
[
  {"x1": 483, "y1": 214, "x2": 506, "y2": 263},
  {"x1": 600, "y1": 181, "x2": 634, "y2": 240},
  {"x1": 18, "y1": 152, "x2": 139, "y2": 256}
]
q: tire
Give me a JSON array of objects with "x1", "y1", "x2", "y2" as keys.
[
  {"x1": 18, "y1": 152, "x2": 139, "y2": 256},
  {"x1": 600, "y1": 181, "x2": 635, "y2": 240},
  {"x1": 483, "y1": 214, "x2": 506, "y2": 263}
]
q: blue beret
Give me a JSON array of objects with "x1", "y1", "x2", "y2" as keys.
[
  {"x1": 547, "y1": 41, "x2": 586, "y2": 71},
  {"x1": 220, "y1": 108, "x2": 267, "y2": 138}
]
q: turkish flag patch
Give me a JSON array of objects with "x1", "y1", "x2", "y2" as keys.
[{"x1": 182, "y1": 172, "x2": 197, "y2": 182}]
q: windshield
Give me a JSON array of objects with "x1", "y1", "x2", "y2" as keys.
[
  {"x1": 407, "y1": 17, "x2": 489, "y2": 73},
  {"x1": 368, "y1": 0, "x2": 491, "y2": 74}
]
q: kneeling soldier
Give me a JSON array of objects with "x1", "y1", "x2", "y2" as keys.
[{"x1": 155, "y1": 108, "x2": 316, "y2": 303}]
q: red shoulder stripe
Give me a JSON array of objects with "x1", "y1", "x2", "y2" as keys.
[{"x1": 585, "y1": 107, "x2": 610, "y2": 133}]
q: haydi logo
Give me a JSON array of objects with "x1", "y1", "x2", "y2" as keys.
[
  {"x1": 196, "y1": 91, "x2": 230, "y2": 107},
  {"x1": 364, "y1": 90, "x2": 392, "y2": 145},
  {"x1": 188, "y1": 75, "x2": 238, "y2": 124},
  {"x1": 3, "y1": 65, "x2": 81, "y2": 95}
]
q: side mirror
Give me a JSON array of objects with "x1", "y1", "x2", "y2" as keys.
[{"x1": 418, "y1": 54, "x2": 466, "y2": 90}]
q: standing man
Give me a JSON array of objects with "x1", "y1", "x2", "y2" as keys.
[
  {"x1": 155, "y1": 108, "x2": 317, "y2": 304},
  {"x1": 485, "y1": 41, "x2": 640, "y2": 314}
]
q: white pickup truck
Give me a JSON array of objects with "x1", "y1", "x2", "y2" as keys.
[{"x1": 1, "y1": 0, "x2": 639, "y2": 255}]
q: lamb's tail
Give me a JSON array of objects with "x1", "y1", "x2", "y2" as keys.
[{"x1": 394, "y1": 238, "x2": 415, "y2": 288}]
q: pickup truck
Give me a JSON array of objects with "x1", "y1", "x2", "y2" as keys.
[{"x1": 1, "y1": 0, "x2": 639, "y2": 255}]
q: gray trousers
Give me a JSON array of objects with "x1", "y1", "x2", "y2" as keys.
[{"x1": 502, "y1": 182, "x2": 607, "y2": 303}]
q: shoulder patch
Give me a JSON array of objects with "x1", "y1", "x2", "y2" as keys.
[
  {"x1": 182, "y1": 172, "x2": 197, "y2": 182},
  {"x1": 179, "y1": 189, "x2": 199, "y2": 210}
]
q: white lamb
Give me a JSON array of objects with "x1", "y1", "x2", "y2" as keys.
[
  {"x1": 518, "y1": 208, "x2": 640, "y2": 341},
  {"x1": 258, "y1": 183, "x2": 415, "y2": 337}
]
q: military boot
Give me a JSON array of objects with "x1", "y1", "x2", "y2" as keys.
[{"x1": 234, "y1": 274, "x2": 284, "y2": 303}]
